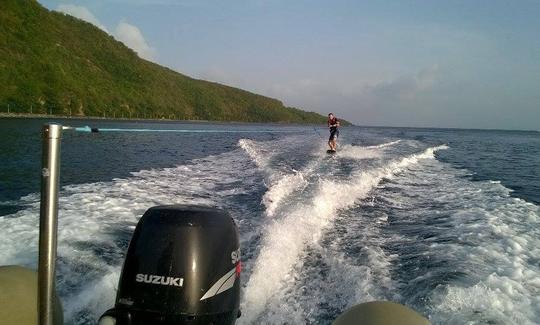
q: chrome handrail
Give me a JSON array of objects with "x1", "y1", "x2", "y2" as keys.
[{"x1": 38, "y1": 124, "x2": 62, "y2": 325}]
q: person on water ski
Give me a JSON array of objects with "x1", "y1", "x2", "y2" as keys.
[{"x1": 327, "y1": 113, "x2": 340, "y2": 151}]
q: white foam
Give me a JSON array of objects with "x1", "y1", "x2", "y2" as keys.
[
  {"x1": 238, "y1": 139, "x2": 272, "y2": 169},
  {"x1": 240, "y1": 145, "x2": 448, "y2": 323},
  {"x1": 428, "y1": 195, "x2": 540, "y2": 324},
  {"x1": 364, "y1": 139, "x2": 402, "y2": 149},
  {"x1": 430, "y1": 276, "x2": 538, "y2": 324},
  {"x1": 242, "y1": 137, "x2": 398, "y2": 219},
  {"x1": 373, "y1": 150, "x2": 539, "y2": 324},
  {"x1": 255, "y1": 208, "x2": 401, "y2": 324},
  {"x1": 334, "y1": 144, "x2": 383, "y2": 160},
  {"x1": 240, "y1": 137, "x2": 325, "y2": 219},
  {"x1": 252, "y1": 248, "x2": 397, "y2": 324},
  {"x1": 319, "y1": 140, "x2": 402, "y2": 161},
  {"x1": 320, "y1": 139, "x2": 402, "y2": 161},
  {"x1": 0, "y1": 149, "x2": 262, "y2": 324},
  {"x1": 262, "y1": 171, "x2": 308, "y2": 217},
  {"x1": 9, "y1": 134, "x2": 535, "y2": 324},
  {"x1": 63, "y1": 268, "x2": 119, "y2": 322},
  {"x1": 238, "y1": 137, "x2": 306, "y2": 172}
]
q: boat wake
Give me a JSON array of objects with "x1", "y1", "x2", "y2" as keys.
[
  {"x1": 238, "y1": 141, "x2": 448, "y2": 323},
  {"x1": 1, "y1": 132, "x2": 538, "y2": 325}
]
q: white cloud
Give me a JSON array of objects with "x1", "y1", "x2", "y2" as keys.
[
  {"x1": 250, "y1": 65, "x2": 443, "y2": 126},
  {"x1": 56, "y1": 4, "x2": 156, "y2": 61},
  {"x1": 56, "y1": 4, "x2": 108, "y2": 33},
  {"x1": 268, "y1": 65, "x2": 440, "y2": 106},
  {"x1": 114, "y1": 20, "x2": 157, "y2": 61},
  {"x1": 366, "y1": 64, "x2": 440, "y2": 101}
]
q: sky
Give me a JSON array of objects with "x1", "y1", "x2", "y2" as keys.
[{"x1": 39, "y1": 0, "x2": 540, "y2": 130}]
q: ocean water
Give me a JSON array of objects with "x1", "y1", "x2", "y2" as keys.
[{"x1": 0, "y1": 118, "x2": 538, "y2": 324}]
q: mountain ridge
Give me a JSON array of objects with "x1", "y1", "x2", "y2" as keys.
[{"x1": 0, "y1": 0, "x2": 342, "y2": 124}]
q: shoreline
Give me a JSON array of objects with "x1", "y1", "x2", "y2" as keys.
[
  {"x1": 0, "y1": 112, "x2": 231, "y2": 123},
  {"x1": 0, "y1": 112, "x2": 324, "y2": 126}
]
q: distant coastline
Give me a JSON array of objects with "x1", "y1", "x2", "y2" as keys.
[
  {"x1": 0, "y1": 112, "x2": 327, "y2": 126},
  {"x1": 0, "y1": 112, "x2": 193, "y2": 122}
]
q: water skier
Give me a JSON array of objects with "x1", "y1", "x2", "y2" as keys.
[{"x1": 327, "y1": 113, "x2": 340, "y2": 152}]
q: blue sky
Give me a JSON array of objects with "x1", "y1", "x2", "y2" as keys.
[{"x1": 39, "y1": 0, "x2": 540, "y2": 130}]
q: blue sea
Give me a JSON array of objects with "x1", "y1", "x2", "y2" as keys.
[{"x1": 0, "y1": 117, "x2": 539, "y2": 324}]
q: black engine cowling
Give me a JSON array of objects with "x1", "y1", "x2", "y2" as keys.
[{"x1": 99, "y1": 205, "x2": 241, "y2": 325}]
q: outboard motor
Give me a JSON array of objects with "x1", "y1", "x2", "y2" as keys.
[{"x1": 99, "y1": 205, "x2": 241, "y2": 325}]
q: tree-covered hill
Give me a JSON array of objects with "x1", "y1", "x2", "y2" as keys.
[{"x1": 0, "y1": 0, "x2": 333, "y2": 123}]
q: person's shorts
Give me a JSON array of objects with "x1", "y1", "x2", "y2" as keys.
[{"x1": 329, "y1": 129, "x2": 339, "y2": 141}]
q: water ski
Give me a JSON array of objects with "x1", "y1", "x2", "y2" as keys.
[{"x1": 327, "y1": 149, "x2": 336, "y2": 154}]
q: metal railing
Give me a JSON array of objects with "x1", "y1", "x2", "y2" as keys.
[{"x1": 38, "y1": 124, "x2": 62, "y2": 325}]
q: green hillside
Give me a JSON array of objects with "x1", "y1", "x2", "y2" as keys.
[{"x1": 0, "y1": 0, "x2": 330, "y2": 123}]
